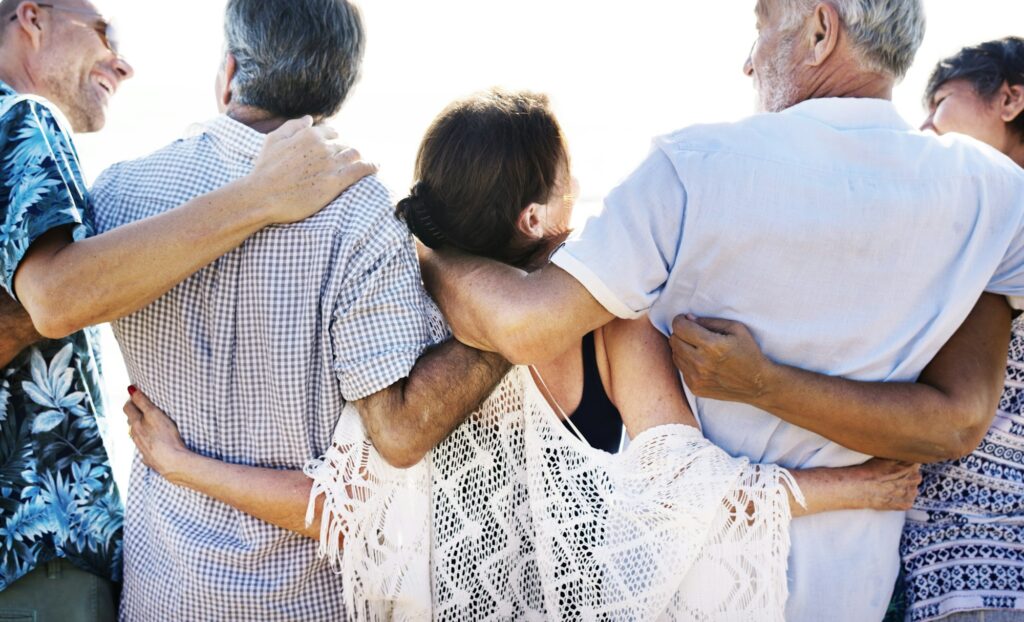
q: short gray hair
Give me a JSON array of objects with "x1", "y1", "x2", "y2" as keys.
[
  {"x1": 224, "y1": 0, "x2": 365, "y2": 119},
  {"x1": 784, "y1": 0, "x2": 925, "y2": 79}
]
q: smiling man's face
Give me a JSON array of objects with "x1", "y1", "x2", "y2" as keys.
[{"x1": 31, "y1": 0, "x2": 133, "y2": 132}]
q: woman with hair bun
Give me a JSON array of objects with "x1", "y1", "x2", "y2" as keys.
[{"x1": 348, "y1": 88, "x2": 922, "y2": 619}]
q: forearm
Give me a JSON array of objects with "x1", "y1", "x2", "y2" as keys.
[
  {"x1": 15, "y1": 178, "x2": 274, "y2": 338},
  {"x1": 788, "y1": 467, "x2": 863, "y2": 517},
  {"x1": 755, "y1": 367, "x2": 964, "y2": 462},
  {"x1": 421, "y1": 250, "x2": 610, "y2": 364},
  {"x1": 359, "y1": 340, "x2": 511, "y2": 468},
  {"x1": 166, "y1": 450, "x2": 322, "y2": 540},
  {"x1": 0, "y1": 294, "x2": 42, "y2": 367}
]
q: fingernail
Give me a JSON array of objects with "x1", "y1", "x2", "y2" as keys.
[
  {"x1": 128, "y1": 385, "x2": 137, "y2": 396},
  {"x1": 686, "y1": 314, "x2": 697, "y2": 321}
]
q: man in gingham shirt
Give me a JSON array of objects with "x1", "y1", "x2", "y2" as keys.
[{"x1": 93, "y1": 1, "x2": 509, "y2": 620}]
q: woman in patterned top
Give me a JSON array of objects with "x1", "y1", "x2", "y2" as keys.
[{"x1": 895, "y1": 37, "x2": 1024, "y2": 622}]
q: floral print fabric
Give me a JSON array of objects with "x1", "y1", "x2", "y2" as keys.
[{"x1": 0, "y1": 81, "x2": 122, "y2": 589}]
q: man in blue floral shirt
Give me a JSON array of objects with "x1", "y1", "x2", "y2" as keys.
[{"x1": 0, "y1": 0, "x2": 375, "y2": 618}]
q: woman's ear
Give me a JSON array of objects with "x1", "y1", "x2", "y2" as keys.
[
  {"x1": 999, "y1": 82, "x2": 1024, "y2": 124},
  {"x1": 515, "y1": 203, "x2": 546, "y2": 240}
]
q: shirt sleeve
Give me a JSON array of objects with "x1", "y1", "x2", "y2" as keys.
[
  {"x1": 550, "y1": 146, "x2": 687, "y2": 318},
  {"x1": 0, "y1": 99, "x2": 88, "y2": 299},
  {"x1": 330, "y1": 218, "x2": 434, "y2": 402}
]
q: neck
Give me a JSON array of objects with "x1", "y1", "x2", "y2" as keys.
[
  {"x1": 1006, "y1": 138, "x2": 1024, "y2": 169},
  {"x1": 226, "y1": 105, "x2": 290, "y2": 134},
  {"x1": 800, "y1": 52, "x2": 895, "y2": 103},
  {"x1": 0, "y1": 47, "x2": 40, "y2": 96}
]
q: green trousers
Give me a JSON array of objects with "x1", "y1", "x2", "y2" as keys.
[{"x1": 0, "y1": 560, "x2": 117, "y2": 622}]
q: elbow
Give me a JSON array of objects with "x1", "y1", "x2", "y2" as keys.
[
  {"x1": 928, "y1": 402, "x2": 994, "y2": 462},
  {"x1": 374, "y1": 441, "x2": 427, "y2": 470},
  {"x1": 18, "y1": 285, "x2": 80, "y2": 339},
  {"x1": 363, "y1": 410, "x2": 430, "y2": 470}
]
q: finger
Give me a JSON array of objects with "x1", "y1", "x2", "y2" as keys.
[
  {"x1": 313, "y1": 125, "x2": 340, "y2": 142},
  {"x1": 337, "y1": 161, "x2": 377, "y2": 182},
  {"x1": 332, "y1": 146, "x2": 362, "y2": 165},
  {"x1": 123, "y1": 400, "x2": 143, "y2": 427},
  {"x1": 670, "y1": 332, "x2": 699, "y2": 354},
  {"x1": 695, "y1": 317, "x2": 745, "y2": 336},
  {"x1": 671, "y1": 315, "x2": 721, "y2": 348},
  {"x1": 269, "y1": 116, "x2": 313, "y2": 142},
  {"x1": 129, "y1": 388, "x2": 159, "y2": 415}
]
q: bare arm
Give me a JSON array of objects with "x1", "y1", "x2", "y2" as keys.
[
  {"x1": 354, "y1": 340, "x2": 511, "y2": 469},
  {"x1": 0, "y1": 294, "x2": 42, "y2": 367},
  {"x1": 671, "y1": 293, "x2": 1012, "y2": 463},
  {"x1": 123, "y1": 390, "x2": 323, "y2": 540},
  {"x1": 420, "y1": 248, "x2": 612, "y2": 364},
  {"x1": 601, "y1": 317, "x2": 921, "y2": 516},
  {"x1": 14, "y1": 118, "x2": 375, "y2": 339}
]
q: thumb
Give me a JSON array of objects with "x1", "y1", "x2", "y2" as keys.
[{"x1": 268, "y1": 115, "x2": 313, "y2": 142}]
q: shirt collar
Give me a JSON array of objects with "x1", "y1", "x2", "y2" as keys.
[
  {"x1": 193, "y1": 114, "x2": 267, "y2": 162},
  {"x1": 781, "y1": 97, "x2": 913, "y2": 131},
  {"x1": 0, "y1": 80, "x2": 16, "y2": 99}
]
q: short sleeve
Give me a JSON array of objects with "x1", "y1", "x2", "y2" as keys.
[
  {"x1": 330, "y1": 225, "x2": 434, "y2": 401},
  {"x1": 0, "y1": 99, "x2": 88, "y2": 299},
  {"x1": 551, "y1": 146, "x2": 687, "y2": 318}
]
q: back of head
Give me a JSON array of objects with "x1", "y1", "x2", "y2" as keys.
[
  {"x1": 224, "y1": 0, "x2": 364, "y2": 119},
  {"x1": 397, "y1": 89, "x2": 567, "y2": 269},
  {"x1": 783, "y1": 0, "x2": 925, "y2": 79},
  {"x1": 926, "y1": 36, "x2": 1024, "y2": 136}
]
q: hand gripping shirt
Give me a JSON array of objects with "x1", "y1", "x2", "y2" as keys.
[{"x1": 0, "y1": 80, "x2": 123, "y2": 589}]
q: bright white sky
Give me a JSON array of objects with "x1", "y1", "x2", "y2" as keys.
[{"x1": 73, "y1": 1, "x2": 1024, "y2": 489}]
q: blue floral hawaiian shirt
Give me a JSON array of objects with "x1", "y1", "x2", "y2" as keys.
[{"x1": 0, "y1": 80, "x2": 123, "y2": 589}]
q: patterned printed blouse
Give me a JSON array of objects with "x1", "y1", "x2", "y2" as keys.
[
  {"x1": 901, "y1": 314, "x2": 1024, "y2": 621},
  {"x1": 0, "y1": 81, "x2": 123, "y2": 589}
]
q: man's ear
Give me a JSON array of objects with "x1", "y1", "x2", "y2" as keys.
[
  {"x1": 807, "y1": 2, "x2": 840, "y2": 67},
  {"x1": 515, "y1": 203, "x2": 545, "y2": 240},
  {"x1": 999, "y1": 82, "x2": 1024, "y2": 125},
  {"x1": 216, "y1": 52, "x2": 237, "y2": 110},
  {"x1": 13, "y1": 2, "x2": 47, "y2": 49}
]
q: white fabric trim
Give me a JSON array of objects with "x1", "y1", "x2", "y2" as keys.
[{"x1": 550, "y1": 247, "x2": 645, "y2": 320}]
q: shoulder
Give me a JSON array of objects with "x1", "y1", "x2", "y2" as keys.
[{"x1": 318, "y1": 175, "x2": 411, "y2": 245}]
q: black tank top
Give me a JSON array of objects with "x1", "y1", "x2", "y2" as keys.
[{"x1": 563, "y1": 331, "x2": 624, "y2": 453}]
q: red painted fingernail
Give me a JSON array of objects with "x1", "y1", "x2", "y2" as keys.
[{"x1": 128, "y1": 385, "x2": 137, "y2": 396}]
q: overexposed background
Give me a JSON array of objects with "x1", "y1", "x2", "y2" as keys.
[{"x1": 74, "y1": 1, "x2": 1024, "y2": 492}]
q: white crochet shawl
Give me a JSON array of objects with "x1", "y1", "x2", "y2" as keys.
[{"x1": 305, "y1": 366, "x2": 800, "y2": 621}]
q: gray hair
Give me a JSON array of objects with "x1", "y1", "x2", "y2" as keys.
[
  {"x1": 783, "y1": 0, "x2": 925, "y2": 79},
  {"x1": 224, "y1": 0, "x2": 365, "y2": 119}
]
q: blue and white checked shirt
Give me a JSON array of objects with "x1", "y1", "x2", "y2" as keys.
[{"x1": 91, "y1": 116, "x2": 434, "y2": 621}]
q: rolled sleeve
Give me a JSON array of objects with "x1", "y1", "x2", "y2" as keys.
[
  {"x1": 551, "y1": 146, "x2": 687, "y2": 318},
  {"x1": 330, "y1": 232, "x2": 434, "y2": 401},
  {"x1": 0, "y1": 99, "x2": 88, "y2": 299}
]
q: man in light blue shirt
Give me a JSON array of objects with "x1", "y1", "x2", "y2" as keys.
[{"x1": 420, "y1": 1, "x2": 1024, "y2": 620}]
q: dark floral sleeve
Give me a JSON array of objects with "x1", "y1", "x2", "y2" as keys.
[{"x1": 0, "y1": 99, "x2": 89, "y2": 299}]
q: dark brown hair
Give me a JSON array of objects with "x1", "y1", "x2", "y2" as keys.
[
  {"x1": 396, "y1": 89, "x2": 568, "y2": 269},
  {"x1": 926, "y1": 37, "x2": 1024, "y2": 137}
]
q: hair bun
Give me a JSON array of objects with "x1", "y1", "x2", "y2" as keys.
[{"x1": 397, "y1": 182, "x2": 449, "y2": 249}]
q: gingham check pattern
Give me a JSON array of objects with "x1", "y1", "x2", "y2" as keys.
[{"x1": 91, "y1": 116, "x2": 434, "y2": 621}]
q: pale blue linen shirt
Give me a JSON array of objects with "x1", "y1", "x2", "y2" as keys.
[{"x1": 551, "y1": 98, "x2": 1024, "y2": 622}]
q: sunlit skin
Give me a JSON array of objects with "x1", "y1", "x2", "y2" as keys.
[
  {"x1": 0, "y1": 0, "x2": 133, "y2": 132},
  {"x1": 922, "y1": 78, "x2": 1024, "y2": 168}
]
